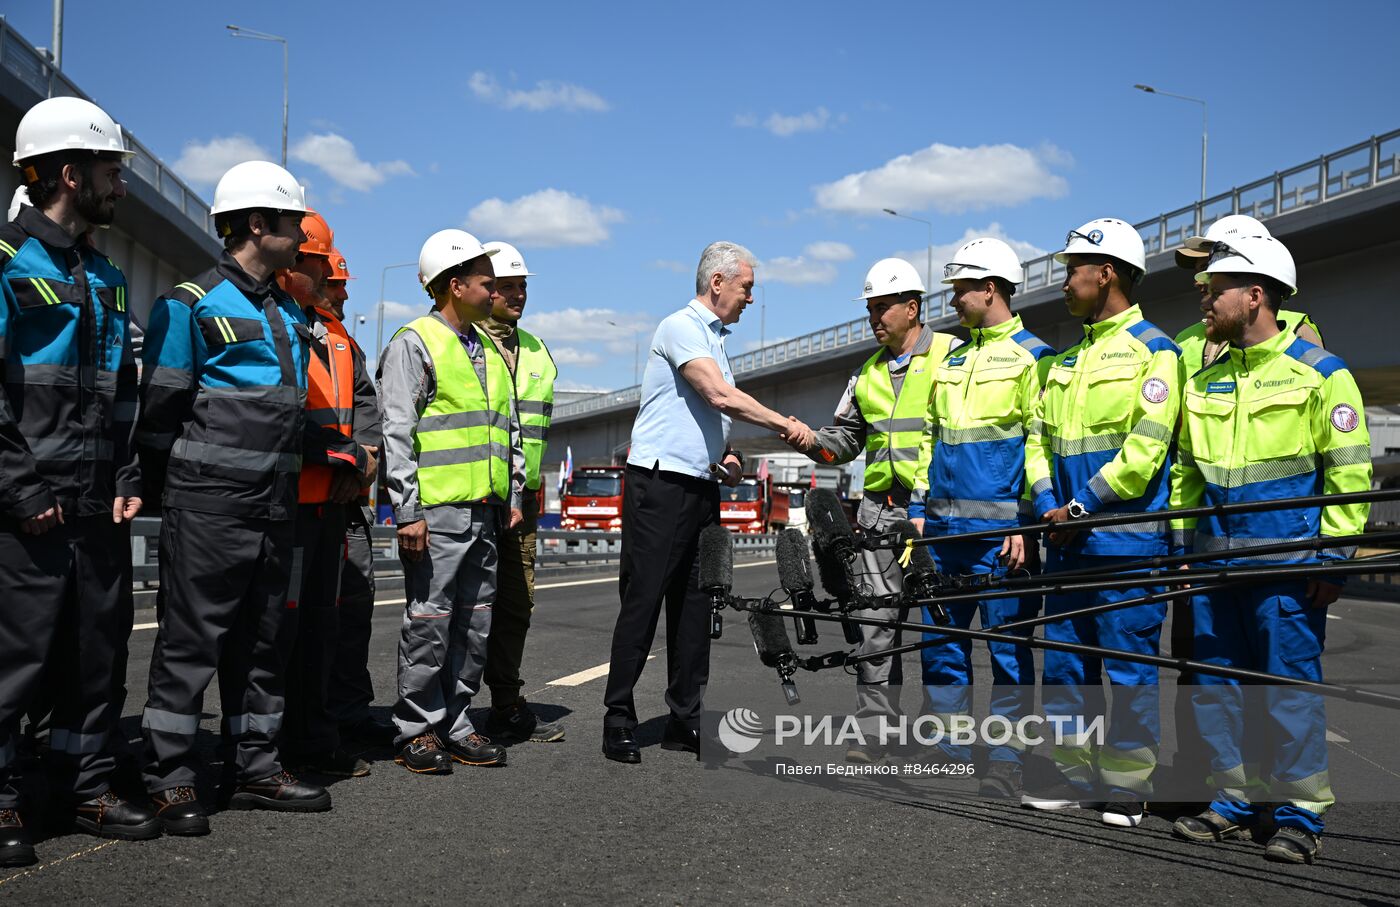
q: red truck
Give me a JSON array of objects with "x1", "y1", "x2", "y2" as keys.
[
  {"x1": 720, "y1": 474, "x2": 772, "y2": 534},
  {"x1": 560, "y1": 465, "x2": 625, "y2": 530}
]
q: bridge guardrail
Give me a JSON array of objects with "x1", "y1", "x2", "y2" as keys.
[
  {"x1": 554, "y1": 127, "x2": 1400, "y2": 421},
  {"x1": 130, "y1": 518, "x2": 778, "y2": 584},
  {"x1": 0, "y1": 17, "x2": 217, "y2": 240}
]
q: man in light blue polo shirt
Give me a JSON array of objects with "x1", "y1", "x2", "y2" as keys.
[{"x1": 602, "y1": 241, "x2": 813, "y2": 764}]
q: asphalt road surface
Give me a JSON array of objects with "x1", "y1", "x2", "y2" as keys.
[{"x1": 3, "y1": 559, "x2": 1398, "y2": 905}]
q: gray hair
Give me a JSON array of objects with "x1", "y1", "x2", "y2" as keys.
[{"x1": 695, "y1": 241, "x2": 758, "y2": 296}]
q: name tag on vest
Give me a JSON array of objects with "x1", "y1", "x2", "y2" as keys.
[
  {"x1": 947, "y1": 356, "x2": 966, "y2": 367},
  {"x1": 1062, "y1": 355, "x2": 1078, "y2": 367},
  {"x1": 1206, "y1": 381, "x2": 1236, "y2": 394}
]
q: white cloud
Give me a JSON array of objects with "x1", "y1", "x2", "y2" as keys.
[
  {"x1": 735, "y1": 107, "x2": 842, "y2": 137},
  {"x1": 465, "y1": 189, "x2": 624, "y2": 247},
  {"x1": 814, "y1": 142, "x2": 1071, "y2": 214},
  {"x1": 469, "y1": 71, "x2": 610, "y2": 113},
  {"x1": 290, "y1": 133, "x2": 414, "y2": 192},
  {"x1": 555, "y1": 382, "x2": 611, "y2": 393},
  {"x1": 892, "y1": 223, "x2": 1048, "y2": 282},
  {"x1": 172, "y1": 135, "x2": 271, "y2": 187},
  {"x1": 757, "y1": 241, "x2": 855, "y2": 286},
  {"x1": 378, "y1": 300, "x2": 425, "y2": 320},
  {"x1": 651, "y1": 259, "x2": 688, "y2": 273},
  {"x1": 519, "y1": 307, "x2": 653, "y2": 357},
  {"x1": 549, "y1": 347, "x2": 603, "y2": 367}
]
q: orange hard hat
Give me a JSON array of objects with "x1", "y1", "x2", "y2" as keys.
[
  {"x1": 327, "y1": 247, "x2": 353, "y2": 281},
  {"x1": 299, "y1": 209, "x2": 334, "y2": 258}
]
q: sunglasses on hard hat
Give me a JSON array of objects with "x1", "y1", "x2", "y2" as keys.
[
  {"x1": 1208, "y1": 241, "x2": 1253, "y2": 265},
  {"x1": 943, "y1": 261, "x2": 986, "y2": 278},
  {"x1": 1065, "y1": 229, "x2": 1104, "y2": 247}
]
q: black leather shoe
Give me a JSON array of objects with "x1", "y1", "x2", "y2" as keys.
[
  {"x1": 445, "y1": 733, "x2": 507, "y2": 767},
  {"x1": 228, "y1": 771, "x2": 331, "y2": 812},
  {"x1": 0, "y1": 809, "x2": 34, "y2": 868},
  {"x1": 661, "y1": 718, "x2": 700, "y2": 755},
  {"x1": 395, "y1": 733, "x2": 452, "y2": 775},
  {"x1": 294, "y1": 748, "x2": 371, "y2": 778},
  {"x1": 342, "y1": 716, "x2": 397, "y2": 747},
  {"x1": 74, "y1": 791, "x2": 162, "y2": 840},
  {"x1": 602, "y1": 726, "x2": 641, "y2": 764},
  {"x1": 151, "y1": 786, "x2": 209, "y2": 836}
]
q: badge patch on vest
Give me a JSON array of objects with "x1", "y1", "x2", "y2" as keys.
[
  {"x1": 1206, "y1": 381, "x2": 1235, "y2": 394},
  {"x1": 1062, "y1": 355, "x2": 1078, "y2": 367},
  {"x1": 1141, "y1": 376, "x2": 1170, "y2": 404},
  {"x1": 948, "y1": 357, "x2": 966, "y2": 367},
  {"x1": 335, "y1": 342, "x2": 347, "y2": 351},
  {"x1": 1330, "y1": 403, "x2": 1360, "y2": 433}
]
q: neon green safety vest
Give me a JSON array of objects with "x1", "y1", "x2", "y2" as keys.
[
  {"x1": 855, "y1": 331, "x2": 954, "y2": 492},
  {"x1": 399, "y1": 315, "x2": 513, "y2": 506},
  {"x1": 513, "y1": 328, "x2": 557, "y2": 491}
]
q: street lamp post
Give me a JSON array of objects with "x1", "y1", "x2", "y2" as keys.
[
  {"x1": 376, "y1": 261, "x2": 419, "y2": 360},
  {"x1": 227, "y1": 25, "x2": 289, "y2": 166},
  {"x1": 1134, "y1": 83, "x2": 1208, "y2": 203},
  {"x1": 607, "y1": 320, "x2": 641, "y2": 386},
  {"x1": 882, "y1": 208, "x2": 933, "y2": 292},
  {"x1": 354, "y1": 314, "x2": 366, "y2": 340}
]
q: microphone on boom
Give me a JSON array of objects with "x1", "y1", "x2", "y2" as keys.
[
  {"x1": 698, "y1": 524, "x2": 733, "y2": 639},
  {"x1": 775, "y1": 528, "x2": 820, "y2": 645}
]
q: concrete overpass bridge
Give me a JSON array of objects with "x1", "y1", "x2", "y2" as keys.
[
  {"x1": 1, "y1": 18, "x2": 221, "y2": 325},
  {"x1": 551, "y1": 127, "x2": 1400, "y2": 464}
]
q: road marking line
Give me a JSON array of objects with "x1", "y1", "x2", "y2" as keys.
[
  {"x1": 1326, "y1": 729, "x2": 1350, "y2": 743},
  {"x1": 1326, "y1": 614, "x2": 1340, "y2": 621},
  {"x1": 131, "y1": 559, "x2": 778, "y2": 630},
  {"x1": 549, "y1": 655, "x2": 653, "y2": 687},
  {"x1": 0, "y1": 839, "x2": 119, "y2": 888}
]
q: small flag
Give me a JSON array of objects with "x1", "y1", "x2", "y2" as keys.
[
  {"x1": 756, "y1": 458, "x2": 769, "y2": 483},
  {"x1": 809, "y1": 466, "x2": 817, "y2": 489}
]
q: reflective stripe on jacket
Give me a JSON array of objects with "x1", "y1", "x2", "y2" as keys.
[
  {"x1": 1026, "y1": 304, "x2": 1181, "y2": 557},
  {"x1": 400, "y1": 315, "x2": 512, "y2": 506},
  {"x1": 1169, "y1": 330, "x2": 1371, "y2": 565}
]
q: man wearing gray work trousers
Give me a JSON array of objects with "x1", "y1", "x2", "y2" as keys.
[{"x1": 377, "y1": 229, "x2": 524, "y2": 775}]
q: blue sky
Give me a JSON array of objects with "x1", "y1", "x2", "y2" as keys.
[{"x1": 8, "y1": 0, "x2": 1398, "y2": 389}]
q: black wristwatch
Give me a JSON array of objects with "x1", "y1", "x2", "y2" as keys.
[{"x1": 723, "y1": 448, "x2": 745, "y2": 470}]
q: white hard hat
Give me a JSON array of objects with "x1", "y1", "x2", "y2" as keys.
[
  {"x1": 857, "y1": 257, "x2": 924, "y2": 300},
  {"x1": 1195, "y1": 234, "x2": 1297, "y2": 299},
  {"x1": 418, "y1": 229, "x2": 498, "y2": 295},
  {"x1": 1055, "y1": 217, "x2": 1146, "y2": 276},
  {"x1": 8, "y1": 186, "x2": 30, "y2": 221},
  {"x1": 210, "y1": 161, "x2": 307, "y2": 216},
  {"x1": 483, "y1": 241, "x2": 534, "y2": 278},
  {"x1": 1176, "y1": 214, "x2": 1272, "y2": 270},
  {"x1": 13, "y1": 97, "x2": 131, "y2": 165},
  {"x1": 941, "y1": 237, "x2": 1025, "y2": 287}
]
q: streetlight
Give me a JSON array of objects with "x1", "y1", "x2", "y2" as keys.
[
  {"x1": 376, "y1": 261, "x2": 419, "y2": 360},
  {"x1": 227, "y1": 25, "x2": 289, "y2": 166},
  {"x1": 607, "y1": 320, "x2": 641, "y2": 386},
  {"x1": 1134, "y1": 83, "x2": 1208, "y2": 202},
  {"x1": 757, "y1": 285, "x2": 766, "y2": 350},
  {"x1": 882, "y1": 208, "x2": 933, "y2": 293},
  {"x1": 354, "y1": 314, "x2": 366, "y2": 340}
]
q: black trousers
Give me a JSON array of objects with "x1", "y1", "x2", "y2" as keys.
[
  {"x1": 142, "y1": 509, "x2": 297, "y2": 791},
  {"x1": 328, "y1": 505, "x2": 377, "y2": 728},
  {"x1": 282, "y1": 503, "x2": 346, "y2": 757},
  {"x1": 603, "y1": 465, "x2": 719, "y2": 730},
  {"x1": 0, "y1": 517, "x2": 130, "y2": 808}
]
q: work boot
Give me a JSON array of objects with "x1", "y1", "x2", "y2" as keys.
[
  {"x1": 485, "y1": 701, "x2": 566, "y2": 744},
  {"x1": 1173, "y1": 808, "x2": 1249, "y2": 843},
  {"x1": 845, "y1": 742, "x2": 885, "y2": 765},
  {"x1": 228, "y1": 771, "x2": 331, "y2": 812},
  {"x1": 73, "y1": 791, "x2": 162, "y2": 840},
  {"x1": 295, "y1": 749, "x2": 371, "y2": 778},
  {"x1": 1021, "y1": 778, "x2": 1096, "y2": 811},
  {"x1": 342, "y1": 716, "x2": 396, "y2": 747},
  {"x1": 978, "y1": 760, "x2": 1024, "y2": 799},
  {"x1": 396, "y1": 734, "x2": 452, "y2": 775},
  {"x1": 1265, "y1": 826, "x2": 1323, "y2": 865},
  {"x1": 151, "y1": 787, "x2": 209, "y2": 837},
  {"x1": 445, "y1": 733, "x2": 507, "y2": 767},
  {"x1": 0, "y1": 810, "x2": 34, "y2": 868},
  {"x1": 1101, "y1": 797, "x2": 1147, "y2": 828}
]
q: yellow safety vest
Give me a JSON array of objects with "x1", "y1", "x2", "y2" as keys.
[
  {"x1": 514, "y1": 328, "x2": 557, "y2": 491},
  {"x1": 399, "y1": 315, "x2": 512, "y2": 506},
  {"x1": 855, "y1": 332, "x2": 954, "y2": 492}
]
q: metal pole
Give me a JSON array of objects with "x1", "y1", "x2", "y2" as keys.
[
  {"x1": 226, "y1": 27, "x2": 289, "y2": 166},
  {"x1": 51, "y1": 0, "x2": 63, "y2": 70},
  {"x1": 280, "y1": 39, "x2": 288, "y2": 167},
  {"x1": 1133, "y1": 84, "x2": 1208, "y2": 202},
  {"x1": 376, "y1": 261, "x2": 418, "y2": 362},
  {"x1": 882, "y1": 208, "x2": 934, "y2": 291}
]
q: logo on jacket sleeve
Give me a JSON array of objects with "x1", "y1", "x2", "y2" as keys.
[
  {"x1": 1330, "y1": 403, "x2": 1360, "y2": 432},
  {"x1": 1141, "y1": 376, "x2": 1170, "y2": 404}
]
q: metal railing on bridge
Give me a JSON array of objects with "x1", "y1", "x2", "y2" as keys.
[
  {"x1": 555, "y1": 127, "x2": 1400, "y2": 420},
  {"x1": 129, "y1": 518, "x2": 777, "y2": 583},
  {"x1": 0, "y1": 17, "x2": 218, "y2": 240}
]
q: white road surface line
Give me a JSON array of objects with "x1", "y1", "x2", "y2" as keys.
[
  {"x1": 1326, "y1": 729, "x2": 1350, "y2": 743},
  {"x1": 549, "y1": 655, "x2": 653, "y2": 687},
  {"x1": 131, "y1": 559, "x2": 779, "y2": 630}
]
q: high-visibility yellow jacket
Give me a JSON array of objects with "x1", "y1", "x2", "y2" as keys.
[
  {"x1": 1175, "y1": 309, "x2": 1323, "y2": 377},
  {"x1": 1027, "y1": 305, "x2": 1181, "y2": 556},
  {"x1": 854, "y1": 331, "x2": 956, "y2": 493},
  {"x1": 1168, "y1": 328, "x2": 1371, "y2": 564}
]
